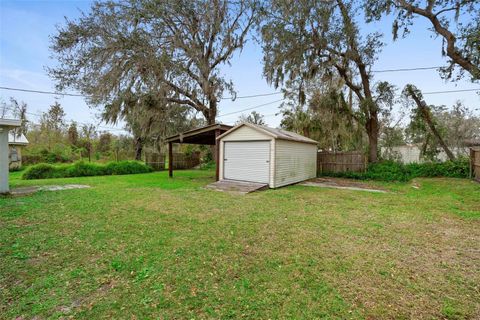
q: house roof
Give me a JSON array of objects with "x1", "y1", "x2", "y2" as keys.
[
  {"x1": 464, "y1": 139, "x2": 480, "y2": 147},
  {"x1": 0, "y1": 118, "x2": 22, "y2": 128},
  {"x1": 217, "y1": 123, "x2": 318, "y2": 145},
  {"x1": 8, "y1": 132, "x2": 29, "y2": 146},
  {"x1": 165, "y1": 123, "x2": 233, "y2": 145}
]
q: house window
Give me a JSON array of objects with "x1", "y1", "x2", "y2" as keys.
[{"x1": 10, "y1": 147, "x2": 18, "y2": 162}]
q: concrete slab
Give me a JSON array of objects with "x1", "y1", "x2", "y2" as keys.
[
  {"x1": 5, "y1": 184, "x2": 91, "y2": 197},
  {"x1": 205, "y1": 180, "x2": 268, "y2": 194}
]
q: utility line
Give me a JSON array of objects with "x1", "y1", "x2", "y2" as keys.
[
  {"x1": 0, "y1": 86, "x2": 282, "y2": 100},
  {"x1": 217, "y1": 99, "x2": 285, "y2": 118},
  {"x1": 2, "y1": 105, "x2": 127, "y2": 132},
  {"x1": 4, "y1": 66, "x2": 471, "y2": 101},
  {"x1": 372, "y1": 66, "x2": 442, "y2": 73},
  {"x1": 422, "y1": 88, "x2": 479, "y2": 95}
]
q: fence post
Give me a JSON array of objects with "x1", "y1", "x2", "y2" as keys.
[{"x1": 168, "y1": 142, "x2": 173, "y2": 177}]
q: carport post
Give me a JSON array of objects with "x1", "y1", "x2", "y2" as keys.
[
  {"x1": 168, "y1": 142, "x2": 173, "y2": 178},
  {"x1": 0, "y1": 128, "x2": 9, "y2": 194},
  {"x1": 0, "y1": 119, "x2": 21, "y2": 194},
  {"x1": 215, "y1": 129, "x2": 221, "y2": 181}
]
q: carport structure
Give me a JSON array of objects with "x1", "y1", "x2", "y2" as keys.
[{"x1": 165, "y1": 124, "x2": 232, "y2": 180}]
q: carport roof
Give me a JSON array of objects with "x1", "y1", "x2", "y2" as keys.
[{"x1": 165, "y1": 123, "x2": 233, "y2": 145}]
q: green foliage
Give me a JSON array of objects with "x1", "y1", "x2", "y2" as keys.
[
  {"x1": 22, "y1": 161, "x2": 152, "y2": 180},
  {"x1": 104, "y1": 161, "x2": 152, "y2": 175},
  {"x1": 8, "y1": 166, "x2": 24, "y2": 173},
  {"x1": 23, "y1": 148, "x2": 74, "y2": 165},
  {"x1": 320, "y1": 159, "x2": 470, "y2": 182},
  {"x1": 22, "y1": 163, "x2": 67, "y2": 180}
]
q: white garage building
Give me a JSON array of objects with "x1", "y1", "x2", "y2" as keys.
[{"x1": 217, "y1": 123, "x2": 318, "y2": 188}]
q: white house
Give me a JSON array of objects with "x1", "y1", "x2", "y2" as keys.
[
  {"x1": 217, "y1": 123, "x2": 318, "y2": 188},
  {"x1": 9, "y1": 132, "x2": 29, "y2": 169}
]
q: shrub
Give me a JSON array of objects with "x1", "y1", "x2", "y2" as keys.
[
  {"x1": 65, "y1": 162, "x2": 107, "y2": 177},
  {"x1": 319, "y1": 159, "x2": 470, "y2": 182},
  {"x1": 9, "y1": 165, "x2": 24, "y2": 172},
  {"x1": 24, "y1": 148, "x2": 74, "y2": 165},
  {"x1": 22, "y1": 161, "x2": 152, "y2": 180},
  {"x1": 105, "y1": 161, "x2": 153, "y2": 175},
  {"x1": 22, "y1": 163, "x2": 64, "y2": 180}
]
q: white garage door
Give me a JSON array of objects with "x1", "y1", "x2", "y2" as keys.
[{"x1": 224, "y1": 141, "x2": 270, "y2": 183}]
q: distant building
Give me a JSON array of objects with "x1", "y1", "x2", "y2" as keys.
[
  {"x1": 381, "y1": 144, "x2": 469, "y2": 163},
  {"x1": 8, "y1": 132, "x2": 29, "y2": 169}
]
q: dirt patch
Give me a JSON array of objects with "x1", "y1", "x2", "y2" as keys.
[{"x1": 300, "y1": 178, "x2": 388, "y2": 193}]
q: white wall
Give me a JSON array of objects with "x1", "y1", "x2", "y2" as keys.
[
  {"x1": 220, "y1": 125, "x2": 271, "y2": 141},
  {"x1": 382, "y1": 145, "x2": 470, "y2": 163},
  {"x1": 0, "y1": 129, "x2": 10, "y2": 193},
  {"x1": 274, "y1": 140, "x2": 317, "y2": 188}
]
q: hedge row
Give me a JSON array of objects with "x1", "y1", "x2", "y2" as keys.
[
  {"x1": 22, "y1": 161, "x2": 153, "y2": 180},
  {"x1": 320, "y1": 159, "x2": 470, "y2": 182}
]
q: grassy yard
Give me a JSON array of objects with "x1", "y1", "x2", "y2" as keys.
[{"x1": 1, "y1": 170, "x2": 479, "y2": 319}]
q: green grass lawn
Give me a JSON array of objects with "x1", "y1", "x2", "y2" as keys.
[{"x1": 1, "y1": 170, "x2": 479, "y2": 319}]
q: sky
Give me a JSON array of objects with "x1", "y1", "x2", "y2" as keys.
[{"x1": 0, "y1": 0, "x2": 479, "y2": 135}]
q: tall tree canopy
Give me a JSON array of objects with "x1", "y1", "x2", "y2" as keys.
[
  {"x1": 236, "y1": 111, "x2": 266, "y2": 125},
  {"x1": 261, "y1": 0, "x2": 395, "y2": 162},
  {"x1": 49, "y1": 0, "x2": 258, "y2": 125},
  {"x1": 365, "y1": 0, "x2": 480, "y2": 81}
]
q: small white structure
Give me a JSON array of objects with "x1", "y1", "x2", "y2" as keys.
[
  {"x1": 0, "y1": 118, "x2": 22, "y2": 194},
  {"x1": 9, "y1": 132, "x2": 29, "y2": 169},
  {"x1": 217, "y1": 123, "x2": 317, "y2": 188}
]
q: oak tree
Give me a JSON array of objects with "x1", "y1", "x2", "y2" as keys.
[
  {"x1": 49, "y1": 0, "x2": 258, "y2": 126},
  {"x1": 261, "y1": 0, "x2": 395, "y2": 162}
]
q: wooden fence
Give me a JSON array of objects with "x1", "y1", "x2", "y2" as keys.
[
  {"x1": 145, "y1": 152, "x2": 201, "y2": 171},
  {"x1": 471, "y1": 148, "x2": 480, "y2": 182},
  {"x1": 145, "y1": 152, "x2": 166, "y2": 171},
  {"x1": 317, "y1": 151, "x2": 366, "y2": 174}
]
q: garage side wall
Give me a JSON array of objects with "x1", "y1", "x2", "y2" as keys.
[{"x1": 274, "y1": 140, "x2": 317, "y2": 188}]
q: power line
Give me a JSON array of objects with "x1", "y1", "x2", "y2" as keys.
[
  {"x1": 2, "y1": 105, "x2": 127, "y2": 132},
  {"x1": 1, "y1": 78, "x2": 477, "y2": 103},
  {"x1": 372, "y1": 66, "x2": 442, "y2": 73},
  {"x1": 227, "y1": 92, "x2": 282, "y2": 99},
  {"x1": 422, "y1": 88, "x2": 479, "y2": 95},
  {"x1": 0, "y1": 86, "x2": 86, "y2": 97},
  {"x1": 0, "y1": 85, "x2": 282, "y2": 101},
  {"x1": 217, "y1": 99, "x2": 285, "y2": 118}
]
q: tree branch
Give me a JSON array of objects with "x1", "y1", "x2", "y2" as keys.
[{"x1": 395, "y1": 0, "x2": 480, "y2": 79}]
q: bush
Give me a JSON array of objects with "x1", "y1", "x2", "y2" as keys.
[
  {"x1": 22, "y1": 161, "x2": 152, "y2": 180},
  {"x1": 23, "y1": 148, "x2": 74, "y2": 165},
  {"x1": 319, "y1": 159, "x2": 470, "y2": 182},
  {"x1": 9, "y1": 165, "x2": 24, "y2": 172},
  {"x1": 104, "y1": 161, "x2": 153, "y2": 175}
]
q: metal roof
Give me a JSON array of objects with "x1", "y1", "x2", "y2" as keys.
[
  {"x1": 165, "y1": 123, "x2": 233, "y2": 145},
  {"x1": 8, "y1": 132, "x2": 29, "y2": 146},
  {"x1": 0, "y1": 118, "x2": 22, "y2": 128},
  {"x1": 217, "y1": 123, "x2": 318, "y2": 145}
]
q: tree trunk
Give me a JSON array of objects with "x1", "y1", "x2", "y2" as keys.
[
  {"x1": 406, "y1": 86, "x2": 455, "y2": 161},
  {"x1": 206, "y1": 100, "x2": 217, "y2": 157},
  {"x1": 206, "y1": 99, "x2": 217, "y2": 125},
  {"x1": 135, "y1": 137, "x2": 143, "y2": 161},
  {"x1": 366, "y1": 114, "x2": 379, "y2": 163}
]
